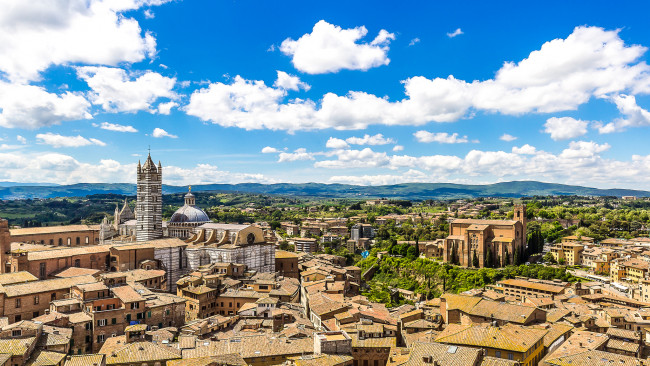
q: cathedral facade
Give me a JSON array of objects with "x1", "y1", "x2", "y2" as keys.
[{"x1": 443, "y1": 204, "x2": 527, "y2": 268}]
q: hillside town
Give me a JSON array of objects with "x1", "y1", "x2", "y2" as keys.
[{"x1": 0, "y1": 157, "x2": 647, "y2": 365}]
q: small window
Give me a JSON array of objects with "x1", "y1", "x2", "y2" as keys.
[
  {"x1": 33, "y1": 296, "x2": 39, "y2": 305},
  {"x1": 14, "y1": 315, "x2": 21, "y2": 322},
  {"x1": 15, "y1": 299, "x2": 21, "y2": 308},
  {"x1": 11, "y1": 330, "x2": 21, "y2": 337},
  {"x1": 97, "y1": 319, "x2": 107, "y2": 326}
]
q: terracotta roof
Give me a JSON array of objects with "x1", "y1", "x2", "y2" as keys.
[
  {"x1": 292, "y1": 354, "x2": 354, "y2": 366},
  {"x1": 0, "y1": 337, "x2": 36, "y2": 356},
  {"x1": 101, "y1": 339, "x2": 181, "y2": 365},
  {"x1": 498, "y1": 279, "x2": 566, "y2": 293},
  {"x1": 26, "y1": 245, "x2": 110, "y2": 261},
  {"x1": 0, "y1": 275, "x2": 96, "y2": 297},
  {"x1": 168, "y1": 354, "x2": 247, "y2": 366},
  {"x1": 452, "y1": 219, "x2": 518, "y2": 225},
  {"x1": 181, "y1": 334, "x2": 313, "y2": 360},
  {"x1": 10, "y1": 225, "x2": 96, "y2": 236},
  {"x1": 435, "y1": 324, "x2": 547, "y2": 353},
  {"x1": 545, "y1": 349, "x2": 648, "y2": 366},
  {"x1": 403, "y1": 341, "x2": 482, "y2": 366},
  {"x1": 64, "y1": 354, "x2": 105, "y2": 366},
  {"x1": 26, "y1": 350, "x2": 66, "y2": 366},
  {"x1": 0, "y1": 271, "x2": 38, "y2": 286},
  {"x1": 52, "y1": 267, "x2": 101, "y2": 278},
  {"x1": 111, "y1": 285, "x2": 145, "y2": 303},
  {"x1": 441, "y1": 293, "x2": 482, "y2": 313}
]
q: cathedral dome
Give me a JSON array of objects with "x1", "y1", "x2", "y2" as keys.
[{"x1": 170, "y1": 205, "x2": 210, "y2": 223}]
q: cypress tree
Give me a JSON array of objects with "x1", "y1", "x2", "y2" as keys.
[
  {"x1": 486, "y1": 247, "x2": 493, "y2": 268},
  {"x1": 504, "y1": 248, "x2": 510, "y2": 266},
  {"x1": 473, "y1": 249, "x2": 479, "y2": 268}
]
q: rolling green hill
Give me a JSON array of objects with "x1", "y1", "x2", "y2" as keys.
[{"x1": 0, "y1": 181, "x2": 647, "y2": 200}]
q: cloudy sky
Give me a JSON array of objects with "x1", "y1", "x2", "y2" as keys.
[{"x1": 2, "y1": 0, "x2": 650, "y2": 188}]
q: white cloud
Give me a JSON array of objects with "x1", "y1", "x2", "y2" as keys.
[
  {"x1": 346, "y1": 133, "x2": 395, "y2": 145},
  {"x1": 188, "y1": 26, "x2": 650, "y2": 132},
  {"x1": 280, "y1": 20, "x2": 394, "y2": 74},
  {"x1": 278, "y1": 148, "x2": 314, "y2": 162},
  {"x1": 499, "y1": 133, "x2": 518, "y2": 142},
  {"x1": 544, "y1": 117, "x2": 589, "y2": 140},
  {"x1": 512, "y1": 144, "x2": 537, "y2": 155},
  {"x1": 77, "y1": 66, "x2": 176, "y2": 113},
  {"x1": 143, "y1": 9, "x2": 155, "y2": 19},
  {"x1": 325, "y1": 138, "x2": 349, "y2": 149},
  {"x1": 596, "y1": 94, "x2": 650, "y2": 133},
  {"x1": 314, "y1": 148, "x2": 390, "y2": 169},
  {"x1": 157, "y1": 101, "x2": 178, "y2": 115},
  {"x1": 261, "y1": 146, "x2": 280, "y2": 154},
  {"x1": 0, "y1": 0, "x2": 167, "y2": 82},
  {"x1": 16, "y1": 135, "x2": 26, "y2": 144},
  {"x1": 414, "y1": 131, "x2": 469, "y2": 144},
  {"x1": 0, "y1": 151, "x2": 274, "y2": 185},
  {"x1": 273, "y1": 71, "x2": 310, "y2": 91},
  {"x1": 329, "y1": 169, "x2": 428, "y2": 185},
  {"x1": 0, "y1": 81, "x2": 91, "y2": 129},
  {"x1": 409, "y1": 38, "x2": 420, "y2": 46},
  {"x1": 94, "y1": 122, "x2": 138, "y2": 133},
  {"x1": 392, "y1": 145, "x2": 404, "y2": 152},
  {"x1": 36, "y1": 133, "x2": 106, "y2": 148},
  {"x1": 447, "y1": 28, "x2": 463, "y2": 38},
  {"x1": 152, "y1": 128, "x2": 177, "y2": 138}
]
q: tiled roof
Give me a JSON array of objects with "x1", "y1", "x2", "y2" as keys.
[
  {"x1": 26, "y1": 350, "x2": 66, "y2": 366},
  {"x1": 10, "y1": 224, "x2": 96, "y2": 236},
  {"x1": 441, "y1": 293, "x2": 482, "y2": 313},
  {"x1": 480, "y1": 357, "x2": 520, "y2": 366},
  {"x1": 63, "y1": 354, "x2": 105, "y2": 366},
  {"x1": 403, "y1": 341, "x2": 482, "y2": 366},
  {"x1": 545, "y1": 349, "x2": 649, "y2": 366},
  {"x1": 102, "y1": 340, "x2": 181, "y2": 365},
  {"x1": 0, "y1": 274, "x2": 95, "y2": 297},
  {"x1": 168, "y1": 354, "x2": 247, "y2": 366},
  {"x1": 292, "y1": 354, "x2": 354, "y2": 366},
  {"x1": 0, "y1": 271, "x2": 38, "y2": 285},
  {"x1": 498, "y1": 279, "x2": 566, "y2": 293},
  {"x1": 111, "y1": 285, "x2": 145, "y2": 303},
  {"x1": 606, "y1": 338, "x2": 639, "y2": 353},
  {"x1": 349, "y1": 333, "x2": 395, "y2": 348},
  {"x1": 52, "y1": 267, "x2": 101, "y2": 278},
  {"x1": 435, "y1": 324, "x2": 546, "y2": 352},
  {"x1": 181, "y1": 334, "x2": 313, "y2": 360},
  {"x1": 0, "y1": 337, "x2": 36, "y2": 356},
  {"x1": 26, "y1": 245, "x2": 110, "y2": 261}
]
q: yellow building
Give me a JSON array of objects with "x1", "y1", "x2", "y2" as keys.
[
  {"x1": 435, "y1": 323, "x2": 547, "y2": 366},
  {"x1": 550, "y1": 242, "x2": 584, "y2": 265}
]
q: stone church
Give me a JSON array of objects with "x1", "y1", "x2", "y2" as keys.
[{"x1": 443, "y1": 204, "x2": 527, "y2": 268}]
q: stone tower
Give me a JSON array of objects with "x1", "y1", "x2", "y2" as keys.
[
  {"x1": 136, "y1": 153, "x2": 163, "y2": 242},
  {"x1": 0, "y1": 219, "x2": 10, "y2": 273},
  {"x1": 513, "y1": 203, "x2": 527, "y2": 250}
]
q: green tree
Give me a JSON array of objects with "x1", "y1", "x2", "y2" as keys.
[
  {"x1": 503, "y1": 249, "x2": 510, "y2": 266},
  {"x1": 485, "y1": 247, "x2": 493, "y2": 268},
  {"x1": 472, "y1": 249, "x2": 479, "y2": 268},
  {"x1": 406, "y1": 246, "x2": 419, "y2": 260}
]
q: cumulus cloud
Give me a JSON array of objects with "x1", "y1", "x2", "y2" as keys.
[
  {"x1": 0, "y1": 82, "x2": 91, "y2": 129},
  {"x1": 0, "y1": 0, "x2": 166, "y2": 82},
  {"x1": 512, "y1": 144, "x2": 537, "y2": 155},
  {"x1": 280, "y1": 20, "x2": 394, "y2": 74},
  {"x1": 392, "y1": 145, "x2": 404, "y2": 152},
  {"x1": 414, "y1": 131, "x2": 469, "y2": 144},
  {"x1": 273, "y1": 71, "x2": 310, "y2": 91},
  {"x1": 36, "y1": 133, "x2": 106, "y2": 148},
  {"x1": 152, "y1": 128, "x2": 177, "y2": 138},
  {"x1": 77, "y1": 66, "x2": 176, "y2": 113},
  {"x1": 94, "y1": 122, "x2": 138, "y2": 133},
  {"x1": 157, "y1": 101, "x2": 179, "y2": 115},
  {"x1": 261, "y1": 146, "x2": 280, "y2": 153},
  {"x1": 596, "y1": 94, "x2": 650, "y2": 133},
  {"x1": 16, "y1": 135, "x2": 26, "y2": 144},
  {"x1": 346, "y1": 133, "x2": 395, "y2": 145},
  {"x1": 447, "y1": 28, "x2": 464, "y2": 38},
  {"x1": 278, "y1": 148, "x2": 315, "y2": 162},
  {"x1": 326, "y1": 138, "x2": 349, "y2": 149},
  {"x1": 0, "y1": 151, "x2": 273, "y2": 185},
  {"x1": 544, "y1": 117, "x2": 589, "y2": 140},
  {"x1": 187, "y1": 27, "x2": 650, "y2": 132},
  {"x1": 309, "y1": 140, "x2": 645, "y2": 188},
  {"x1": 499, "y1": 133, "x2": 518, "y2": 142}
]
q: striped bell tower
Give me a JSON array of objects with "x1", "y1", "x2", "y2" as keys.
[{"x1": 136, "y1": 152, "x2": 163, "y2": 242}]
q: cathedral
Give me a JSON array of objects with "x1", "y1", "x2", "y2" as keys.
[{"x1": 100, "y1": 153, "x2": 275, "y2": 273}]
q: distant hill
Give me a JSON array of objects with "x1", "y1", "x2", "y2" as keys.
[{"x1": 0, "y1": 181, "x2": 648, "y2": 200}]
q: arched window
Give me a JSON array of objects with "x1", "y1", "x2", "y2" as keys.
[
  {"x1": 67, "y1": 238, "x2": 71, "y2": 245},
  {"x1": 49, "y1": 239, "x2": 54, "y2": 245},
  {"x1": 85, "y1": 236, "x2": 89, "y2": 244},
  {"x1": 58, "y1": 238, "x2": 62, "y2": 246},
  {"x1": 74, "y1": 259, "x2": 81, "y2": 267},
  {"x1": 76, "y1": 237, "x2": 80, "y2": 245}
]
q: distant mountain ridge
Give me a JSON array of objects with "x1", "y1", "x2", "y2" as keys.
[{"x1": 0, "y1": 181, "x2": 648, "y2": 200}]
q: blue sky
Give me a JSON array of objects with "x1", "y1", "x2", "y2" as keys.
[{"x1": 2, "y1": 0, "x2": 650, "y2": 188}]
